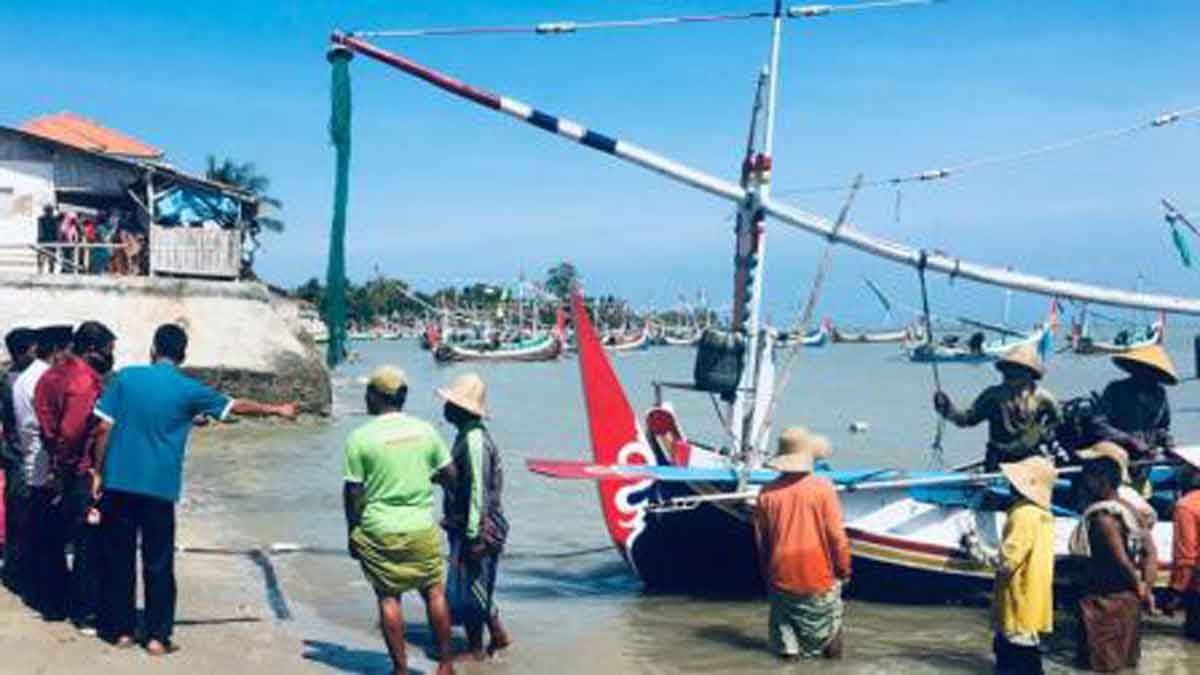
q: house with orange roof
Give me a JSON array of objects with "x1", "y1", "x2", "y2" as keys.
[{"x1": 0, "y1": 113, "x2": 259, "y2": 279}]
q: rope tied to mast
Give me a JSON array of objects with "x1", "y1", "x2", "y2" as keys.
[{"x1": 916, "y1": 249, "x2": 946, "y2": 467}]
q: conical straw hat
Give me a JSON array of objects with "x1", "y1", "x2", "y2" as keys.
[
  {"x1": 766, "y1": 426, "x2": 831, "y2": 473},
  {"x1": 437, "y1": 372, "x2": 487, "y2": 417},
  {"x1": 1075, "y1": 441, "x2": 1130, "y2": 484},
  {"x1": 1000, "y1": 456, "x2": 1057, "y2": 510},
  {"x1": 1112, "y1": 344, "x2": 1178, "y2": 385},
  {"x1": 995, "y1": 342, "x2": 1044, "y2": 380}
]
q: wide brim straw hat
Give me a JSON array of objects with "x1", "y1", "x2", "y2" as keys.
[
  {"x1": 437, "y1": 372, "x2": 488, "y2": 417},
  {"x1": 1112, "y1": 344, "x2": 1178, "y2": 385},
  {"x1": 1000, "y1": 456, "x2": 1056, "y2": 510},
  {"x1": 766, "y1": 426, "x2": 831, "y2": 473},
  {"x1": 1075, "y1": 441, "x2": 1131, "y2": 484},
  {"x1": 994, "y1": 342, "x2": 1044, "y2": 380}
]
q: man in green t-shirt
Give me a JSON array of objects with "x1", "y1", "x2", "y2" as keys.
[{"x1": 344, "y1": 366, "x2": 457, "y2": 675}]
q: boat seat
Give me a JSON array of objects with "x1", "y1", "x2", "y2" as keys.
[{"x1": 646, "y1": 407, "x2": 692, "y2": 467}]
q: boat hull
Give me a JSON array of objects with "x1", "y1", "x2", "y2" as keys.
[
  {"x1": 433, "y1": 335, "x2": 562, "y2": 363},
  {"x1": 830, "y1": 328, "x2": 909, "y2": 344}
]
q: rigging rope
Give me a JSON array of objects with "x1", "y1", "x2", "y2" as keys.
[
  {"x1": 777, "y1": 105, "x2": 1200, "y2": 197},
  {"x1": 350, "y1": 1, "x2": 937, "y2": 39},
  {"x1": 916, "y1": 250, "x2": 946, "y2": 468},
  {"x1": 325, "y1": 46, "x2": 353, "y2": 368}
]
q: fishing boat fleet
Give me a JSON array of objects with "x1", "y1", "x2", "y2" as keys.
[{"x1": 328, "y1": 0, "x2": 1199, "y2": 601}]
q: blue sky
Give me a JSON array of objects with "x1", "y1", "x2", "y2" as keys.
[{"x1": 4, "y1": 1, "x2": 1199, "y2": 325}]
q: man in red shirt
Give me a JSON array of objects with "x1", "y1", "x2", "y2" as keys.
[
  {"x1": 1165, "y1": 447, "x2": 1200, "y2": 639},
  {"x1": 754, "y1": 426, "x2": 851, "y2": 660},
  {"x1": 33, "y1": 321, "x2": 116, "y2": 634}
]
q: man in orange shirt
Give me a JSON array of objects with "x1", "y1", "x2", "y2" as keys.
[
  {"x1": 753, "y1": 426, "x2": 851, "y2": 660},
  {"x1": 1164, "y1": 447, "x2": 1200, "y2": 639}
]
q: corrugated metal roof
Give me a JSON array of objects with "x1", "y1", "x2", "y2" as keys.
[{"x1": 20, "y1": 112, "x2": 163, "y2": 159}]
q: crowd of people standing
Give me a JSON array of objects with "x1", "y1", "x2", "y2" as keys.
[
  {"x1": 36, "y1": 205, "x2": 144, "y2": 276},
  {"x1": 0, "y1": 321, "x2": 295, "y2": 654}
]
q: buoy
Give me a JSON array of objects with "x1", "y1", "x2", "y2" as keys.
[{"x1": 849, "y1": 421, "x2": 870, "y2": 433}]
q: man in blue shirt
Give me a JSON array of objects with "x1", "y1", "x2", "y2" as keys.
[{"x1": 91, "y1": 323, "x2": 296, "y2": 655}]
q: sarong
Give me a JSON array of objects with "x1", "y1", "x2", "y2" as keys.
[
  {"x1": 1077, "y1": 590, "x2": 1141, "y2": 672},
  {"x1": 446, "y1": 534, "x2": 499, "y2": 628},
  {"x1": 768, "y1": 583, "x2": 843, "y2": 657},
  {"x1": 350, "y1": 526, "x2": 444, "y2": 596}
]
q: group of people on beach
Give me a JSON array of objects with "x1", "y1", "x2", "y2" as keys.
[
  {"x1": 343, "y1": 366, "x2": 511, "y2": 675},
  {"x1": 0, "y1": 320, "x2": 295, "y2": 655},
  {"x1": 753, "y1": 341, "x2": 1200, "y2": 673}
]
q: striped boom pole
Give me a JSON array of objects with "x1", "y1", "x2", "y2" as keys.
[
  {"x1": 330, "y1": 32, "x2": 745, "y2": 204},
  {"x1": 328, "y1": 31, "x2": 1200, "y2": 317}
]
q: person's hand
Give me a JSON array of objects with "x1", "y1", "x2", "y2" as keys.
[
  {"x1": 1136, "y1": 581, "x2": 1151, "y2": 605},
  {"x1": 933, "y1": 391, "x2": 951, "y2": 416},
  {"x1": 468, "y1": 540, "x2": 488, "y2": 560},
  {"x1": 90, "y1": 470, "x2": 103, "y2": 501},
  {"x1": 276, "y1": 402, "x2": 299, "y2": 420}
]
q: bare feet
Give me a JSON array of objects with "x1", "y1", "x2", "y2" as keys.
[
  {"x1": 114, "y1": 635, "x2": 134, "y2": 649},
  {"x1": 435, "y1": 662, "x2": 456, "y2": 675},
  {"x1": 145, "y1": 639, "x2": 177, "y2": 656},
  {"x1": 823, "y1": 629, "x2": 844, "y2": 660},
  {"x1": 486, "y1": 636, "x2": 513, "y2": 656}
]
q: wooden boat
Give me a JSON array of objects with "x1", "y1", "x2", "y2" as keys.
[
  {"x1": 332, "y1": 1, "x2": 1199, "y2": 597},
  {"x1": 830, "y1": 325, "x2": 911, "y2": 344},
  {"x1": 433, "y1": 331, "x2": 563, "y2": 363},
  {"x1": 1072, "y1": 310, "x2": 1164, "y2": 355},
  {"x1": 604, "y1": 326, "x2": 650, "y2": 352},
  {"x1": 906, "y1": 316, "x2": 1051, "y2": 364},
  {"x1": 433, "y1": 310, "x2": 565, "y2": 363},
  {"x1": 662, "y1": 331, "x2": 700, "y2": 347}
]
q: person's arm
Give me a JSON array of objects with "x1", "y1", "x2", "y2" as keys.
[
  {"x1": 936, "y1": 389, "x2": 988, "y2": 428},
  {"x1": 90, "y1": 418, "x2": 112, "y2": 499},
  {"x1": 822, "y1": 484, "x2": 853, "y2": 582},
  {"x1": 1093, "y1": 513, "x2": 1147, "y2": 600},
  {"x1": 995, "y1": 508, "x2": 1034, "y2": 579},
  {"x1": 465, "y1": 429, "x2": 485, "y2": 542},
  {"x1": 57, "y1": 384, "x2": 99, "y2": 475},
  {"x1": 342, "y1": 433, "x2": 366, "y2": 557},
  {"x1": 752, "y1": 499, "x2": 772, "y2": 583},
  {"x1": 33, "y1": 376, "x2": 66, "y2": 481},
  {"x1": 1171, "y1": 503, "x2": 1198, "y2": 595},
  {"x1": 429, "y1": 427, "x2": 457, "y2": 489},
  {"x1": 229, "y1": 398, "x2": 298, "y2": 419}
]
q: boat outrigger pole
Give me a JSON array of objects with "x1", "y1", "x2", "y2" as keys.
[{"x1": 329, "y1": 2, "x2": 1200, "y2": 318}]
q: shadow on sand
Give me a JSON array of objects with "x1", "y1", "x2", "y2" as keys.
[{"x1": 303, "y1": 639, "x2": 405, "y2": 674}]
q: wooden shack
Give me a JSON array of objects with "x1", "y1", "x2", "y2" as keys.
[{"x1": 0, "y1": 113, "x2": 258, "y2": 280}]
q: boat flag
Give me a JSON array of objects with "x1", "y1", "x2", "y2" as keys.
[{"x1": 1171, "y1": 221, "x2": 1193, "y2": 268}]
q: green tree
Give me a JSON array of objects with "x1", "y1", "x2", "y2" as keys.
[
  {"x1": 205, "y1": 156, "x2": 285, "y2": 233},
  {"x1": 545, "y1": 261, "x2": 578, "y2": 299}
]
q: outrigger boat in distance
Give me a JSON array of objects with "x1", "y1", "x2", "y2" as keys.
[
  {"x1": 604, "y1": 326, "x2": 651, "y2": 352},
  {"x1": 905, "y1": 303, "x2": 1055, "y2": 365},
  {"x1": 432, "y1": 309, "x2": 566, "y2": 363},
  {"x1": 830, "y1": 324, "x2": 912, "y2": 344},
  {"x1": 1072, "y1": 308, "x2": 1165, "y2": 355}
]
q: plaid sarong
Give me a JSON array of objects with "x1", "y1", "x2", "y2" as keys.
[
  {"x1": 351, "y1": 526, "x2": 445, "y2": 596},
  {"x1": 768, "y1": 583, "x2": 844, "y2": 657}
]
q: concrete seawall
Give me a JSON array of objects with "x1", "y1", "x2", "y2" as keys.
[{"x1": 0, "y1": 273, "x2": 331, "y2": 414}]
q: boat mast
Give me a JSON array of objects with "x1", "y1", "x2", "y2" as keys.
[{"x1": 731, "y1": 0, "x2": 785, "y2": 484}]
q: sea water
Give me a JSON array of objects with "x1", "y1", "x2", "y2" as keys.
[{"x1": 184, "y1": 334, "x2": 1200, "y2": 673}]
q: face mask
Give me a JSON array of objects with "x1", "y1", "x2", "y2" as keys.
[{"x1": 86, "y1": 350, "x2": 115, "y2": 375}]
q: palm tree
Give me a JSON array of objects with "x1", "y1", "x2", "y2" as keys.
[{"x1": 205, "y1": 156, "x2": 285, "y2": 233}]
